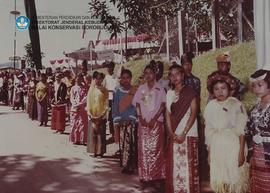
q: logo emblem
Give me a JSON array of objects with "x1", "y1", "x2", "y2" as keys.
[{"x1": 16, "y1": 16, "x2": 30, "y2": 30}]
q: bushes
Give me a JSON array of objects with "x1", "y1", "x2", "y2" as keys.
[{"x1": 121, "y1": 42, "x2": 256, "y2": 111}]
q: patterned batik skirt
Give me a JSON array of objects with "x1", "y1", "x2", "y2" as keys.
[
  {"x1": 69, "y1": 107, "x2": 88, "y2": 144},
  {"x1": 119, "y1": 121, "x2": 137, "y2": 172},
  {"x1": 37, "y1": 99, "x2": 48, "y2": 124},
  {"x1": 28, "y1": 95, "x2": 37, "y2": 120},
  {"x1": 137, "y1": 121, "x2": 165, "y2": 181},
  {"x1": 172, "y1": 137, "x2": 200, "y2": 193},
  {"x1": 51, "y1": 104, "x2": 66, "y2": 132},
  {"x1": 250, "y1": 144, "x2": 270, "y2": 193}
]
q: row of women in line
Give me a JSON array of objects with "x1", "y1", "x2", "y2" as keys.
[
  {"x1": 0, "y1": 68, "x2": 90, "y2": 144},
  {"x1": 1, "y1": 52, "x2": 269, "y2": 193},
  {"x1": 88, "y1": 57, "x2": 270, "y2": 193}
]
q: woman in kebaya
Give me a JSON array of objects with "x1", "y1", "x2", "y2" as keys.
[
  {"x1": 165, "y1": 64, "x2": 200, "y2": 193},
  {"x1": 246, "y1": 69, "x2": 270, "y2": 193},
  {"x1": 69, "y1": 74, "x2": 88, "y2": 145},
  {"x1": 132, "y1": 64, "x2": 166, "y2": 190}
]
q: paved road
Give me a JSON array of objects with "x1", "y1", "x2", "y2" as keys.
[
  {"x1": 0, "y1": 105, "x2": 141, "y2": 193},
  {"x1": 0, "y1": 105, "x2": 213, "y2": 193}
]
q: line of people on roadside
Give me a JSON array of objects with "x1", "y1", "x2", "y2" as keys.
[{"x1": 0, "y1": 51, "x2": 269, "y2": 193}]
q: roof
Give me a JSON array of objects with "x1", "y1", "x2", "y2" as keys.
[
  {"x1": 0, "y1": 62, "x2": 20, "y2": 69},
  {"x1": 65, "y1": 48, "x2": 97, "y2": 61},
  {"x1": 96, "y1": 34, "x2": 151, "y2": 45}
]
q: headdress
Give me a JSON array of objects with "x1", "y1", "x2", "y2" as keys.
[
  {"x1": 216, "y1": 51, "x2": 231, "y2": 63},
  {"x1": 250, "y1": 70, "x2": 268, "y2": 82},
  {"x1": 207, "y1": 71, "x2": 236, "y2": 93}
]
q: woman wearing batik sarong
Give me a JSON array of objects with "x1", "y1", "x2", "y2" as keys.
[
  {"x1": 165, "y1": 64, "x2": 200, "y2": 193},
  {"x1": 204, "y1": 72, "x2": 249, "y2": 193},
  {"x1": 51, "y1": 73, "x2": 67, "y2": 133},
  {"x1": 132, "y1": 64, "x2": 166, "y2": 190},
  {"x1": 112, "y1": 69, "x2": 137, "y2": 174},
  {"x1": 246, "y1": 70, "x2": 270, "y2": 193},
  {"x1": 86, "y1": 72, "x2": 108, "y2": 157},
  {"x1": 35, "y1": 73, "x2": 48, "y2": 126},
  {"x1": 69, "y1": 74, "x2": 88, "y2": 145},
  {"x1": 28, "y1": 70, "x2": 37, "y2": 120}
]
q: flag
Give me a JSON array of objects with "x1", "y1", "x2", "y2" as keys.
[
  {"x1": 50, "y1": 60, "x2": 56, "y2": 65},
  {"x1": 57, "y1": 59, "x2": 64, "y2": 64},
  {"x1": 97, "y1": 29, "x2": 101, "y2": 41},
  {"x1": 82, "y1": 22, "x2": 86, "y2": 39}
]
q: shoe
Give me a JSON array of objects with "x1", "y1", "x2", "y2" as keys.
[
  {"x1": 95, "y1": 154, "x2": 103, "y2": 158},
  {"x1": 114, "y1": 149, "x2": 121, "y2": 156},
  {"x1": 39, "y1": 123, "x2": 43, "y2": 126}
]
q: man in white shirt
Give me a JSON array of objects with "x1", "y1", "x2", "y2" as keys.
[{"x1": 103, "y1": 61, "x2": 119, "y2": 138}]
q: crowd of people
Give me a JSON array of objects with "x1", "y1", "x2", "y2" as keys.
[{"x1": 0, "y1": 52, "x2": 269, "y2": 193}]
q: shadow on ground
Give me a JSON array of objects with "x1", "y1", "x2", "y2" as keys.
[{"x1": 0, "y1": 154, "x2": 140, "y2": 193}]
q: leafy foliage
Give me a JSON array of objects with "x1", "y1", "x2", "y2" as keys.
[
  {"x1": 89, "y1": 0, "x2": 180, "y2": 39},
  {"x1": 24, "y1": 43, "x2": 45, "y2": 68},
  {"x1": 89, "y1": 0, "x2": 254, "y2": 52}
]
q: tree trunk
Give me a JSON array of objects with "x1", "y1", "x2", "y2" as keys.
[{"x1": 24, "y1": 0, "x2": 42, "y2": 69}]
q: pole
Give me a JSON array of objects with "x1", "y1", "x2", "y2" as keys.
[
  {"x1": 178, "y1": 10, "x2": 183, "y2": 57},
  {"x1": 215, "y1": 0, "x2": 220, "y2": 48},
  {"x1": 124, "y1": 0, "x2": 128, "y2": 60},
  {"x1": 165, "y1": 16, "x2": 169, "y2": 61},
  {"x1": 158, "y1": 34, "x2": 166, "y2": 54},
  {"x1": 186, "y1": 13, "x2": 190, "y2": 52},
  {"x1": 238, "y1": 0, "x2": 243, "y2": 43},
  {"x1": 212, "y1": 0, "x2": 220, "y2": 50},
  {"x1": 120, "y1": 33, "x2": 123, "y2": 63},
  {"x1": 75, "y1": 59, "x2": 78, "y2": 75},
  {"x1": 90, "y1": 41, "x2": 92, "y2": 70},
  {"x1": 243, "y1": 12, "x2": 254, "y2": 32},
  {"x1": 14, "y1": 0, "x2": 17, "y2": 70},
  {"x1": 211, "y1": 2, "x2": 216, "y2": 50},
  {"x1": 194, "y1": 21, "x2": 198, "y2": 55}
]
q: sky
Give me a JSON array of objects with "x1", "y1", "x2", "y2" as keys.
[{"x1": 0, "y1": 0, "x2": 121, "y2": 67}]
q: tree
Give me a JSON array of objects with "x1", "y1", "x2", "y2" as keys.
[
  {"x1": 89, "y1": 0, "x2": 253, "y2": 55},
  {"x1": 89, "y1": 0, "x2": 180, "y2": 39},
  {"x1": 24, "y1": 43, "x2": 45, "y2": 68},
  {"x1": 220, "y1": 0, "x2": 254, "y2": 44},
  {"x1": 24, "y1": 0, "x2": 43, "y2": 69}
]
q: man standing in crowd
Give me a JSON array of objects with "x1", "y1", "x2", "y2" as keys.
[
  {"x1": 103, "y1": 61, "x2": 119, "y2": 139},
  {"x1": 13, "y1": 73, "x2": 25, "y2": 110},
  {"x1": 207, "y1": 52, "x2": 246, "y2": 100},
  {"x1": 87, "y1": 72, "x2": 108, "y2": 158},
  {"x1": 181, "y1": 52, "x2": 201, "y2": 96}
]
